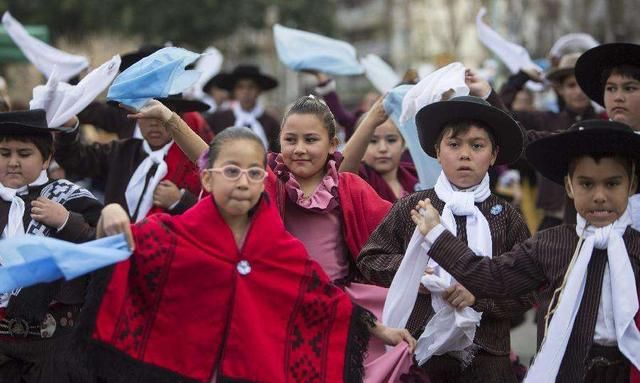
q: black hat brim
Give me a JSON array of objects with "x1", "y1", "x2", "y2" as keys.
[
  {"x1": 0, "y1": 109, "x2": 62, "y2": 134},
  {"x1": 415, "y1": 99, "x2": 524, "y2": 165},
  {"x1": 155, "y1": 98, "x2": 209, "y2": 113},
  {"x1": 575, "y1": 43, "x2": 640, "y2": 106},
  {"x1": 525, "y1": 127, "x2": 640, "y2": 184},
  {"x1": 215, "y1": 72, "x2": 278, "y2": 92}
]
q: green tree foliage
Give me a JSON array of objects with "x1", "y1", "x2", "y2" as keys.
[{"x1": 0, "y1": 0, "x2": 336, "y2": 48}]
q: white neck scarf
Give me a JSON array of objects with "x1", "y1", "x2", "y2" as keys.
[
  {"x1": 525, "y1": 209, "x2": 640, "y2": 382},
  {"x1": 0, "y1": 170, "x2": 49, "y2": 238},
  {"x1": 125, "y1": 140, "x2": 172, "y2": 222},
  {"x1": 432, "y1": 171, "x2": 493, "y2": 282},
  {"x1": 232, "y1": 102, "x2": 269, "y2": 149}
]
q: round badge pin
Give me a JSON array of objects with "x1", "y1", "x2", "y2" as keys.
[{"x1": 491, "y1": 204, "x2": 503, "y2": 215}]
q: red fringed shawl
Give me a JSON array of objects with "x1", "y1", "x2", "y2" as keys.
[
  {"x1": 265, "y1": 167, "x2": 391, "y2": 261},
  {"x1": 84, "y1": 196, "x2": 369, "y2": 383}
]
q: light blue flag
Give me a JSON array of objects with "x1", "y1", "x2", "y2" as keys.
[
  {"x1": 107, "y1": 47, "x2": 201, "y2": 110},
  {"x1": 0, "y1": 234, "x2": 131, "y2": 294},
  {"x1": 384, "y1": 85, "x2": 442, "y2": 190},
  {"x1": 274, "y1": 24, "x2": 364, "y2": 76}
]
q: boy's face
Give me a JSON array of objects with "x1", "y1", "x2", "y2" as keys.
[
  {"x1": 436, "y1": 125, "x2": 497, "y2": 189},
  {"x1": 604, "y1": 73, "x2": 640, "y2": 131},
  {"x1": 565, "y1": 156, "x2": 636, "y2": 227},
  {"x1": 0, "y1": 139, "x2": 49, "y2": 188},
  {"x1": 139, "y1": 118, "x2": 172, "y2": 150}
]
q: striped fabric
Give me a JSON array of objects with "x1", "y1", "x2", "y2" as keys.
[
  {"x1": 358, "y1": 189, "x2": 534, "y2": 356},
  {"x1": 427, "y1": 224, "x2": 640, "y2": 382}
]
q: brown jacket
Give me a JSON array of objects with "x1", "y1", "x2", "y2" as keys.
[{"x1": 357, "y1": 189, "x2": 534, "y2": 355}]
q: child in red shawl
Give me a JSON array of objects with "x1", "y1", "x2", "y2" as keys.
[{"x1": 87, "y1": 126, "x2": 415, "y2": 383}]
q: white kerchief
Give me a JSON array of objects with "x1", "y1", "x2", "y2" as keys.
[
  {"x1": 125, "y1": 140, "x2": 172, "y2": 222},
  {"x1": 232, "y1": 103, "x2": 268, "y2": 149},
  {"x1": 433, "y1": 171, "x2": 493, "y2": 282},
  {"x1": 524, "y1": 209, "x2": 640, "y2": 382},
  {"x1": 0, "y1": 170, "x2": 49, "y2": 238},
  {"x1": 382, "y1": 227, "x2": 482, "y2": 366},
  {"x1": 29, "y1": 56, "x2": 121, "y2": 127},
  {"x1": 2, "y1": 12, "x2": 88, "y2": 82}
]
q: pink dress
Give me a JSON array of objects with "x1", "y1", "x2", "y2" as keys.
[{"x1": 281, "y1": 159, "x2": 413, "y2": 382}]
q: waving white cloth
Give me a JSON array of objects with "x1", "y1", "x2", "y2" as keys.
[
  {"x1": 361, "y1": 54, "x2": 400, "y2": 94},
  {"x1": 382, "y1": 227, "x2": 482, "y2": 366},
  {"x1": 125, "y1": 140, "x2": 172, "y2": 222},
  {"x1": 475, "y1": 8, "x2": 543, "y2": 92},
  {"x1": 2, "y1": 12, "x2": 88, "y2": 82},
  {"x1": 524, "y1": 209, "x2": 640, "y2": 382},
  {"x1": 0, "y1": 170, "x2": 49, "y2": 239},
  {"x1": 30, "y1": 55, "x2": 121, "y2": 127},
  {"x1": 232, "y1": 103, "x2": 269, "y2": 149},
  {"x1": 399, "y1": 62, "x2": 469, "y2": 124},
  {"x1": 184, "y1": 47, "x2": 223, "y2": 102},
  {"x1": 274, "y1": 24, "x2": 363, "y2": 75}
]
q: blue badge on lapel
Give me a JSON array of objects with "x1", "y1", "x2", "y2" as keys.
[{"x1": 491, "y1": 204, "x2": 503, "y2": 215}]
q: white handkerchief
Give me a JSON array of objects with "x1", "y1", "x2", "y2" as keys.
[
  {"x1": 361, "y1": 54, "x2": 401, "y2": 94},
  {"x1": 184, "y1": 47, "x2": 224, "y2": 101},
  {"x1": 2, "y1": 11, "x2": 88, "y2": 82},
  {"x1": 399, "y1": 62, "x2": 469, "y2": 124},
  {"x1": 29, "y1": 55, "x2": 121, "y2": 127}
]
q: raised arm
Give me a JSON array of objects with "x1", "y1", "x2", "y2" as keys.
[
  {"x1": 338, "y1": 98, "x2": 388, "y2": 174},
  {"x1": 125, "y1": 100, "x2": 208, "y2": 163}
]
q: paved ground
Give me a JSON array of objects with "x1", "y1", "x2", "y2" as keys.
[{"x1": 510, "y1": 309, "x2": 538, "y2": 366}]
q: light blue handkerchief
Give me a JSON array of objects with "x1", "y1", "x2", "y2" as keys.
[
  {"x1": 384, "y1": 85, "x2": 442, "y2": 190},
  {"x1": 107, "y1": 47, "x2": 201, "y2": 110},
  {"x1": 0, "y1": 234, "x2": 131, "y2": 293},
  {"x1": 274, "y1": 24, "x2": 364, "y2": 76}
]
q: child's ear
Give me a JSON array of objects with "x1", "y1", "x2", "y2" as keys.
[
  {"x1": 329, "y1": 136, "x2": 339, "y2": 154},
  {"x1": 490, "y1": 146, "x2": 499, "y2": 166},
  {"x1": 564, "y1": 175, "x2": 575, "y2": 200},
  {"x1": 200, "y1": 170, "x2": 214, "y2": 193},
  {"x1": 42, "y1": 154, "x2": 52, "y2": 171}
]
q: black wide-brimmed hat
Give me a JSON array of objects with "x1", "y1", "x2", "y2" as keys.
[
  {"x1": 108, "y1": 94, "x2": 208, "y2": 113},
  {"x1": 120, "y1": 45, "x2": 163, "y2": 72},
  {"x1": 526, "y1": 119, "x2": 640, "y2": 184},
  {"x1": 155, "y1": 94, "x2": 209, "y2": 113},
  {"x1": 415, "y1": 96, "x2": 524, "y2": 165},
  {"x1": 575, "y1": 43, "x2": 640, "y2": 106},
  {"x1": 214, "y1": 65, "x2": 278, "y2": 92},
  {"x1": 202, "y1": 72, "x2": 227, "y2": 94},
  {"x1": 0, "y1": 109, "x2": 62, "y2": 134}
]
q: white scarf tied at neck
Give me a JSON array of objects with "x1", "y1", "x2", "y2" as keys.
[
  {"x1": 0, "y1": 170, "x2": 49, "y2": 238},
  {"x1": 232, "y1": 102, "x2": 269, "y2": 149},
  {"x1": 125, "y1": 140, "x2": 172, "y2": 223},
  {"x1": 432, "y1": 171, "x2": 493, "y2": 279},
  {"x1": 524, "y1": 209, "x2": 640, "y2": 382}
]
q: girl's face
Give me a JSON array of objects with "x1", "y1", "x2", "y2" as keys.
[
  {"x1": 279, "y1": 113, "x2": 338, "y2": 181},
  {"x1": 363, "y1": 120, "x2": 404, "y2": 175},
  {"x1": 201, "y1": 139, "x2": 266, "y2": 220},
  {"x1": 436, "y1": 126, "x2": 497, "y2": 189},
  {"x1": 0, "y1": 139, "x2": 49, "y2": 188}
]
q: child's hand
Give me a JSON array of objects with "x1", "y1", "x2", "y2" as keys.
[
  {"x1": 153, "y1": 180, "x2": 181, "y2": 209},
  {"x1": 363, "y1": 97, "x2": 389, "y2": 127},
  {"x1": 411, "y1": 198, "x2": 441, "y2": 236},
  {"x1": 418, "y1": 267, "x2": 434, "y2": 295},
  {"x1": 370, "y1": 322, "x2": 417, "y2": 353},
  {"x1": 465, "y1": 68, "x2": 492, "y2": 98},
  {"x1": 97, "y1": 204, "x2": 134, "y2": 250},
  {"x1": 123, "y1": 99, "x2": 173, "y2": 123},
  {"x1": 443, "y1": 283, "x2": 476, "y2": 309},
  {"x1": 30, "y1": 197, "x2": 70, "y2": 230}
]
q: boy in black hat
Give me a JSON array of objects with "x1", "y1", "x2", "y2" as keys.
[
  {"x1": 0, "y1": 109, "x2": 103, "y2": 382},
  {"x1": 54, "y1": 97, "x2": 206, "y2": 223},
  {"x1": 357, "y1": 96, "x2": 533, "y2": 382},
  {"x1": 205, "y1": 64, "x2": 281, "y2": 151},
  {"x1": 412, "y1": 119, "x2": 640, "y2": 382}
]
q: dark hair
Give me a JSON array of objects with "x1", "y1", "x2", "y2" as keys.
[
  {"x1": 434, "y1": 120, "x2": 498, "y2": 154},
  {"x1": 0, "y1": 132, "x2": 54, "y2": 160},
  {"x1": 601, "y1": 64, "x2": 640, "y2": 90},
  {"x1": 207, "y1": 126, "x2": 266, "y2": 168},
  {"x1": 282, "y1": 95, "x2": 337, "y2": 139},
  {"x1": 568, "y1": 153, "x2": 637, "y2": 180}
]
